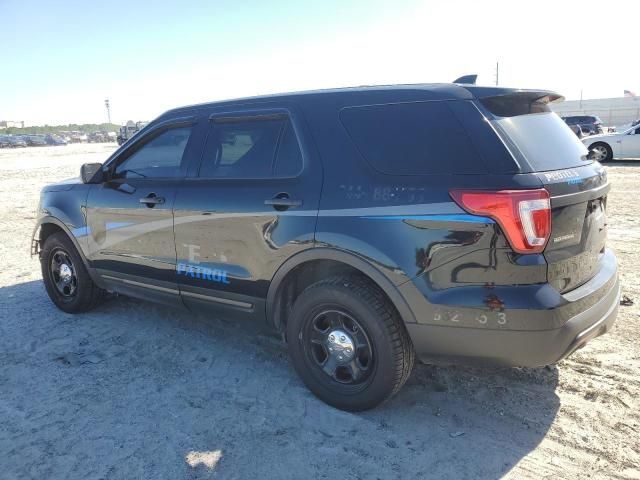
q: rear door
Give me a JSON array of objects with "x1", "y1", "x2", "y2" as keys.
[
  {"x1": 86, "y1": 118, "x2": 198, "y2": 305},
  {"x1": 173, "y1": 105, "x2": 322, "y2": 318}
]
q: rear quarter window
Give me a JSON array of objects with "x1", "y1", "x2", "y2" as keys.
[{"x1": 340, "y1": 101, "x2": 486, "y2": 175}]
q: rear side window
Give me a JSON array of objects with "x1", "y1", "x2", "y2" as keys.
[
  {"x1": 340, "y1": 101, "x2": 486, "y2": 175},
  {"x1": 199, "y1": 116, "x2": 303, "y2": 178}
]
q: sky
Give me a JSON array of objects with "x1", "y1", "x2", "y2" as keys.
[{"x1": 2, "y1": 0, "x2": 639, "y2": 126}]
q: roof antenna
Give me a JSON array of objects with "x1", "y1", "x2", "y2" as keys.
[{"x1": 453, "y1": 74, "x2": 477, "y2": 85}]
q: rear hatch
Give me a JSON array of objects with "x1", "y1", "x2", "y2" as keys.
[{"x1": 478, "y1": 92, "x2": 610, "y2": 293}]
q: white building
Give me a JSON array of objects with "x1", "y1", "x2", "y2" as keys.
[
  {"x1": 551, "y1": 97, "x2": 640, "y2": 129},
  {"x1": 0, "y1": 120, "x2": 24, "y2": 129}
]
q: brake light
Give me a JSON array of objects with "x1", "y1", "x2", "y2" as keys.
[{"x1": 450, "y1": 189, "x2": 551, "y2": 254}]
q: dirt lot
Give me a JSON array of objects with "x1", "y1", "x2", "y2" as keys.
[{"x1": 0, "y1": 144, "x2": 638, "y2": 479}]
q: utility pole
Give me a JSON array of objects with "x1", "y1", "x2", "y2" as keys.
[
  {"x1": 579, "y1": 89, "x2": 583, "y2": 110},
  {"x1": 104, "y1": 99, "x2": 111, "y2": 124},
  {"x1": 495, "y1": 62, "x2": 499, "y2": 86}
]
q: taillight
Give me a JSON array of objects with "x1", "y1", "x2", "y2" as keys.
[{"x1": 450, "y1": 189, "x2": 551, "y2": 254}]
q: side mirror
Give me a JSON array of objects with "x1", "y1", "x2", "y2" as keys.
[{"x1": 80, "y1": 163, "x2": 105, "y2": 184}]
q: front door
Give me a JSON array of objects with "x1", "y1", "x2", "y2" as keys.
[
  {"x1": 173, "y1": 107, "x2": 322, "y2": 318},
  {"x1": 622, "y1": 126, "x2": 640, "y2": 157},
  {"x1": 86, "y1": 121, "x2": 196, "y2": 305}
]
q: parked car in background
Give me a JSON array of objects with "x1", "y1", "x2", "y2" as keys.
[
  {"x1": 88, "y1": 132, "x2": 106, "y2": 143},
  {"x1": 0, "y1": 136, "x2": 12, "y2": 148},
  {"x1": 568, "y1": 124, "x2": 584, "y2": 138},
  {"x1": 68, "y1": 132, "x2": 88, "y2": 143},
  {"x1": 88, "y1": 131, "x2": 116, "y2": 143},
  {"x1": 583, "y1": 123, "x2": 640, "y2": 161},
  {"x1": 23, "y1": 135, "x2": 47, "y2": 146},
  {"x1": 58, "y1": 132, "x2": 73, "y2": 143},
  {"x1": 562, "y1": 115, "x2": 603, "y2": 135},
  {"x1": 7, "y1": 136, "x2": 27, "y2": 148},
  {"x1": 117, "y1": 121, "x2": 148, "y2": 145},
  {"x1": 45, "y1": 134, "x2": 67, "y2": 146}
]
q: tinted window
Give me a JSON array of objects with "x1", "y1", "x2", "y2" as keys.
[
  {"x1": 199, "y1": 117, "x2": 302, "y2": 178},
  {"x1": 492, "y1": 112, "x2": 589, "y2": 171},
  {"x1": 340, "y1": 101, "x2": 485, "y2": 175},
  {"x1": 115, "y1": 126, "x2": 192, "y2": 178}
]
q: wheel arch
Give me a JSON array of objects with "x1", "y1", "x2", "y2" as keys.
[
  {"x1": 33, "y1": 217, "x2": 94, "y2": 275},
  {"x1": 586, "y1": 141, "x2": 613, "y2": 160},
  {"x1": 587, "y1": 140, "x2": 611, "y2": 148},
  {"x1": 266, "y1": 248, "x2": 417, "y2": 333}
]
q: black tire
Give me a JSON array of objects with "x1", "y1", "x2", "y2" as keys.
[
  {"x1": 287, "y1": 275, "x2": 414, "y2": 411},
  {"x1": 588, "y1": 142, "x2": 613, "y2": 162},
  {"x1": 40, "y1": 232, "x2": 104, "y2": 313}
]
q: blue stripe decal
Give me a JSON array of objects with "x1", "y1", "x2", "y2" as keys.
[{"x1": 359, "y1": 214, "x2": 495, "y2": 223}]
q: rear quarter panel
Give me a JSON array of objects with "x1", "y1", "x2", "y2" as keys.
[{"x1": 302, "y1": 95, "x2": 546, "y2": 293}]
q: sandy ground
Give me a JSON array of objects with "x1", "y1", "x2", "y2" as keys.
[{"x1": 0, "y1": 143, "x2": 638, "y2": 479}]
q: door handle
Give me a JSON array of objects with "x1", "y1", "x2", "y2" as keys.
[
  {"x1": 265, "y1": 193, "x2": 302, "y2": 211},
  {"x1": 139, "y1": 193, "x2": 165, "y2": 207}
]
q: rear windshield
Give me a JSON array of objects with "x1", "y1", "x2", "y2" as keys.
[
  {"x1": 340, "y1": 101, "x2": 486, "y2": 175},
  {"x1": 481, "y1": 95, "x2": 591, "y2": 172}
]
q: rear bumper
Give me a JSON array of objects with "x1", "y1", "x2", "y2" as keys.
[{"x1": 403, "y1": 250, "x2": 620, "y2": 367}]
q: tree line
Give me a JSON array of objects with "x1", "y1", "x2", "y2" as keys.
[{"x1": 1, "y1": 123, "x2": 120, "y2": 135}]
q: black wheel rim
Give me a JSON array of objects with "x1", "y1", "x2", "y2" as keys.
[
  {"x1": 50, "y1": 249, "x2": 78, "y2": 298},
  {"x1": 303, "y1": 309, "x2": 374, "y2": 386}
]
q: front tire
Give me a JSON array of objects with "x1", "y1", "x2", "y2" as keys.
[
  {"x1": 287, "y1": 275, "x2": 414, "y2": 411},
  {"x1": 40, "y1": 232, "x2": 104, "y2": 313},
  {"x1": 588, "y1": 142, "x2": 613, "y2": 162}
]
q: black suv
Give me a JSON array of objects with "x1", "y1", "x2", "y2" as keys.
[
  {"x1": 562, "y1": 115, "x2": 604, "y2": 135},
  {"x1": 33, "y1": 84, "x2": 620, "y2": 411}
]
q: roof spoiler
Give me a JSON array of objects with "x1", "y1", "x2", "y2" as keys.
[{"x1": 453, "y1": 74, "x2": 477, "y2": 85}]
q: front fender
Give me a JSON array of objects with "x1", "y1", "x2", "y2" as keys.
[
  {"x1": 32, "y1": 216, "x2": 86, "y2": 262},
  {"x1": 34, "y1": 183, "x2": 90, "y2": 254},
  {"x1": 32, "y1": 215, "x2": 107, "y2": 288}
]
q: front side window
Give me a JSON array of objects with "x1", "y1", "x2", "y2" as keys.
[
  {"x1": 199, "y1": 116, "x2": 303, "y2": 178},
  {"x1": 115, "y1": 126, "x2": 192, "y2": 178}
]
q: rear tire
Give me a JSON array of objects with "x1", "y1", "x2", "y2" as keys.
[
  {"x1": 287, "y1": 275, "x2": 414, "y2": 411},
  {"x1": 588, "y1": 142, "x2": 613, "y2": 162},
  {"x1": 40, "y1": 232, "x2": 104, "y2": 313}
]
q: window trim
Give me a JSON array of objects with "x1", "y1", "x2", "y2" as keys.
[
  {"x1": 194, "y1": 108, "x2": 305, "y2": 181},
  {"x1": 104, "y1": 116, "x2": 196, "y2": 180}
]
